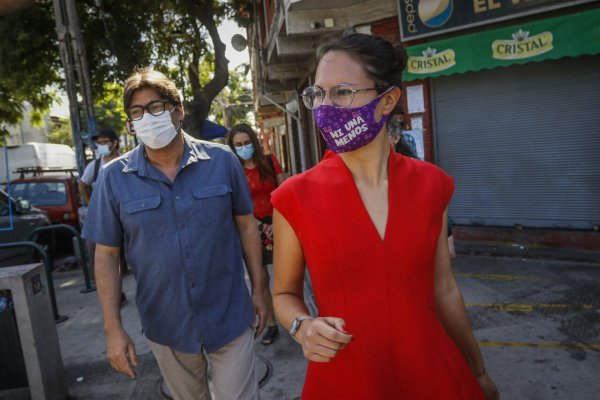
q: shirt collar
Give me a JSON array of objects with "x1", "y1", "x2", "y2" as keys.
[{"x1": 122, "y1": 131, "x2": 211, "y2": 176}]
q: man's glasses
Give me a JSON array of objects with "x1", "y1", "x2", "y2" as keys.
[
  {"x1": 127, "y1": 100, "x2": 173, "y2": 121},
  {"x1": 301, "y1": 84, "x2": 379, "y2": 109}
]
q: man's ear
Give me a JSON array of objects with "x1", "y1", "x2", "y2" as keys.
[
  {"x1": 125, "y1": 119, "x2": 135, "y2": 135},
  {"x1": 177, "y1": 104, "x2": 185, "y2": 122}
]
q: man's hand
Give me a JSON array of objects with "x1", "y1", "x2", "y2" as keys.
[
  {"x1": 252, "y1": 291, "x2": 268, "y2": 337},
  {"x1": 296, "y1": 317, "x2": 353, "y2": 362},
  {"x1": 106, "y1": 326, "x2": 138, "y2": 378}
]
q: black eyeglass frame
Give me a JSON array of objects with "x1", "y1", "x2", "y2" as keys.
[
  {"x1": 301, "y1": 84, "x2": 381, "y2": 109},
  {"x1": 127, "y1": 100, "x2": 175, "y2": 121}
]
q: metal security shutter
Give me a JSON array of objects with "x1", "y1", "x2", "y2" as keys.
[{"x1": 432, "y1": 55, "x2": 600, "y2": 229}]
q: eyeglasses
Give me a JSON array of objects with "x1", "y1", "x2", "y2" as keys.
[
  {"x1": 301, "y1": 84, "x2": 380, "y2": 109},
  {"x1": 127, "y1": 100, "x2": 174, "y2": 121}
]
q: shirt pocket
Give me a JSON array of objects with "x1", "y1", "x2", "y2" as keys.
[
  {"x1": 192, "y1": 184, "x2": 232, "y2": 224},
  {"x1": 122, "y1": 195, "x2": 164, "y2": 235}
]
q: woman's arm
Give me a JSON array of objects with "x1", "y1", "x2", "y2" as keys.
[
  {"x1": 272, "y1": 209, "x2": 353, "y2": 362},
  {"x1": 435, "y1": 209, "x2": 499, "y2": 399}
]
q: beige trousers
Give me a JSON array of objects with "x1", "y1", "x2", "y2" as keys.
[{"x1": 148, "y1": 329, "x2": 259, "y2": 400}]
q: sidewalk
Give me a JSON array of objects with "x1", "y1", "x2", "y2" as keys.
[
  {"x1": 1, "y1": 264, "x2": 307, "y2": 400},
  {"x1": 1, "y1": 251, "x2": 599, "y2": 399}
]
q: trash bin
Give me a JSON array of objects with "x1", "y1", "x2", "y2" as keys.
[{"x1": 0, "y1": 290, "x2": 28, "y2": 390}]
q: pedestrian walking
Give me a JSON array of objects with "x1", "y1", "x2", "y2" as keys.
[
  {"x1": 82, "y1": 68, "x2": 267, "y2": 400},
  {"x1": 78, "y1": 128, "x2": 128, "y2": 305},
  {"x1": 227, "y1": 123, "x2": 286, "y2": 346},
  {"x1": 271, "y1": 34, "x2": 499, "y2": 399}
]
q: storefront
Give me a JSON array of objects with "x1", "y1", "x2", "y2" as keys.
[{"x1": 398, "y1": 7, "x2": 600, "y2": 231}]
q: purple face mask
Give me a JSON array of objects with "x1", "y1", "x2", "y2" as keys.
[{"x1": 313, "y1": 91, "x2": 390, "y2": 153}]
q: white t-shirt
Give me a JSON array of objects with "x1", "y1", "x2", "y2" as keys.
[{"x1": 80, "y1": 158, "x2": 107, "y2": 185}]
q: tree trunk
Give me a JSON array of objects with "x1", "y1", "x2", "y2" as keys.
[
  {"x1": 183, "y1": 97, "x2": 211, "y2": 138},
  {"x1": 184, "y1": 0, "x2": 230, "y2": 139}
]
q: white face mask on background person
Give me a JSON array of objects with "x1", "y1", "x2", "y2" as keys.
[
  {"x1": 132, "y1": 107, "x2": 178, "y2": 149},
  {"x1": 96, "y1": 143, "x2": 112, "y2": 157}
]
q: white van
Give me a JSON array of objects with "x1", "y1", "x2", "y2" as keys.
[{"x1": 0, "y1": 142, "x2": 77, "y2": 184}]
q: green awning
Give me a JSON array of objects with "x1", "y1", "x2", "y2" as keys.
[{"x1": 403, "y1": 8, "x2": 600, "y2": 82}]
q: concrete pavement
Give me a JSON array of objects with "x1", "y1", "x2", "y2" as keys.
[{"x1": 1, "y1": 251, "x2": 599, "y2": 399}]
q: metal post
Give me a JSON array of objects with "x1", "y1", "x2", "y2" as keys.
[
  {"x1": 71, "y1": 236, "x2": 95, "y2": 293},
  {"x1": 65, "y1": 0, "x2": 96, "y2": 142},
  {"x1": 52, "y1": 0, "x2": 96, "y2": 178},
  {"x1": 52, "y1": 0, "x2": 86, "y2": 177},
  {"x1": 0, "y1": 242, "x2": 68, "y2": 323},
  {"x1": 28, "y1": 224, "x2": 96, "y2": 293}
]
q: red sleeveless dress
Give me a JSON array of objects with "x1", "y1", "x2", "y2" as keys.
[{"x1": 271, "y1": 151, "x2": 484, "y2": 400}]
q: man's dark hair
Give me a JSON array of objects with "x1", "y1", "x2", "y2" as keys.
[{"x1": 123, "y1": 67, "x2": 182, "y2": 114}]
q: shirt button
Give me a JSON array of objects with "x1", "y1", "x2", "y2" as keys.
[
  {"x1": 191, "y1": 282, "x2": 196, "y2": 288},
  {"x1": 175, "y1": 196, "x2": 181, "y2": 200},
  {"x1": 179, "y1": 223, "x2": 185, "y2": 228}
]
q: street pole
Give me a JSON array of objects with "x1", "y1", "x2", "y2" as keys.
[
  {"x1": 51, "y1": 0, "x2": 96, "y2": 177},
  {"x1": 65, "y1": 0, "x2": 96, "y2": 143},
  {"x1": 52, "y1": 0, "x2": 85, "y2": 176}
]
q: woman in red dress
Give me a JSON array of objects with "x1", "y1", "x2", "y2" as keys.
[
  {"x1": 271, "y1": 34, "x2": 499, "y2": 399},
  {"x1": 227, "y1": 123, "x2": 286, "y2": 345}
]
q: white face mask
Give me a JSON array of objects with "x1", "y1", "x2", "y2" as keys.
[
  {"x1": 96, "y1": 143, "x2": 112, "y2": 157},
  {"x1": 132, "y1": 107, "x2": 178, "y2": 149}
]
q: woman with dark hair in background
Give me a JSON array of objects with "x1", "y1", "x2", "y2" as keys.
[
  {"x1": 227, "y1": 123, "x2": 286, "y2": 345},
  {"x1": 271, "y1": 34, "x2": 499, "y2": 399}
]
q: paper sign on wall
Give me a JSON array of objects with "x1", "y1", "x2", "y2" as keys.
[{"x1": 407, "y1": 85, "x2": 425, "y2": 114}]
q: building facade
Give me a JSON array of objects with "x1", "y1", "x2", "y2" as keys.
[{"x1": 248, "y1": 0, "x2": 600, "y2": 250}]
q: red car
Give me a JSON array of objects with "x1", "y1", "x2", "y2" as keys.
[{"x1": 9, "y1": 173, "x2": 81, "y2": 228}]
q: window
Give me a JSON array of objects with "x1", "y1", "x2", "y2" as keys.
[{"x1": 11, "y1": 182, "x2": 67, "y2": 206}]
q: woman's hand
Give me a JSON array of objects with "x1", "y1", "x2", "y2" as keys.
[
  {"x1": 477, "y1": 371, "x2": 499, "y2": 400},
  {"x1": 296, "y1": 317, "x2": 353, "y2": 362}
]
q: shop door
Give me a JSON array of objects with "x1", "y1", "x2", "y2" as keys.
[{"x1": 432, "y1": 55, "x2": 600, "y2": 229}]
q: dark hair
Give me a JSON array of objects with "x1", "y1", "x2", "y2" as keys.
[
  {"x1": 317, "y1": 33, "x2": 407, "y2": 93},
  {"x1": 226, "y1": 123, "x2": 276, "y2": 183},
  {"x1": 317, "y1": 33, "x2": 407, "y2": 124},
  {"x1": 92, "y1": 127, "x2": 118, "y2": 141},
  {"x1": 123, "y1": 67, "x2": 182, "y2": 114}
]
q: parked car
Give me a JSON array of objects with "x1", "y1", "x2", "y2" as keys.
[
  {"x1": 0, "y1": 189, "x2": 51, "y2": 267},
  {"x1": 9, "y1": 170, "x2": 81, "y2": 228}
]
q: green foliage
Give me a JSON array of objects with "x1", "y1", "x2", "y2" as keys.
[
  {"x1": 0, "y1": 1, "x2": 60, "y2": 132},
  {"x1": 211, "y1": 63, "x2": 253, "y2": 128},
  {"x1": 94, "y1": 82, "x2": 126, "y2": 134},
  {"x1": 47, "y1": 118, "x2": 73, "y2": 147},
  {"x1": 0, "y1": 0, "x2": 253, "y2": 138}
]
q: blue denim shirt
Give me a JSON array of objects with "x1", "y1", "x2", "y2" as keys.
[{"x1": 82, "y1": 134, "x2": 254, "y2": 353}]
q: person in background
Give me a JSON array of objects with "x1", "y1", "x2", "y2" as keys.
[
  {"x1": 79, "y1": 128, "x2": 120, "y2": 206},
  {"x1": 227, "y1": 123, "x2": 286, "y2": 346},
  {"x1": 271, "y1": 34, "x2": 498, "y2": 399},
  {"x1": 83, "y1": 68, "x2": 267, "y2": 400},
  {"x1": 78, "y1": 128, "x2": 127, "y2": 305}
]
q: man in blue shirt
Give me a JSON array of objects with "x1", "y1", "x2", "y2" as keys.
[{"x1": 82, "y1": 68, "x2": 267, "y2": 400}]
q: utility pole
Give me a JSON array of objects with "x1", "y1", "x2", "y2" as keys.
[{"x1": 52, "y1": 0, "x2": 95, "y2": 177}]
